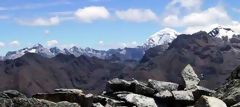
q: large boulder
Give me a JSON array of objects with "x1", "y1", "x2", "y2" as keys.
[
  {"x1": 194, "y1": 95, "x2": 227, "y2": 107},
  {"x1": 181, "y1": 64, "x2": 200, "y2": 90},
  {"x1": 130, "y1": 80, "x2": 156, "y2": 96},
  {"x1": 148, "y1": 79, "x2": 179, "y2": 92},
  {"x1": 172, "y1": 91, "x2": 195, "y2": 105},
  {"x1": 106, "y1": 78, "x2": 132, "y2": 93},
  {"x1": 154, "y1": 90, "x2": 173, "y2": 100},
  {"x1": 115, "y1": 91, "x2": 158, "y2": 107}
]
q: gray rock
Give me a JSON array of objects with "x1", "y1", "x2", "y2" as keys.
[
  {"x1": 3, "y1": 90, "x2": 27, "y2": 98},
  {"x1": 194, "y1": 95, "x2": 227, "y2": 107},
  {"x1": 12, "y1": 98, "x2": 81, "y2": 107},
  {"x1": 92, "y1": 103, "x2": 104, "y2": 107},
  {"x1": 214, "y1": 79, "x2": 240, "y2": 106},
  {"x1": 12, "y1": 98, "x2": 56, "y2": 107},
  {"x1": 192, "y1": 86, "x2": 216, "y2": 100},
  {"x1": 172, "y1": 91, "x2": 194, "y2": 102},
  {"x1": 55, "y1": 101, "x2": 80, "y2": 107},
  {"x1": 229, "y1": 65, "x2": 240, "y2": 80},
  {"x1": 231, "y1": 102, "x2": 240, "y2": 107},
  {"x1": 0, "y1": 98, "x2": 14, "y2": 107},
  {"x1": 154, "y1": 90, "x2": 173, "y2": 100},
  {"x1": 131, "y1": 80, "x2": 155, "y2": 96},
  {"x1": 106, "y1": 78, "x2": 132, "y2": 93},
  {"x1": 0, "y1": 93, "x2": 10, "y2": 99},
  {"x1": 93, "y1": 95, "x2": 127, "y2": 107},
  {"x1": 116, "y1": 92, "x2": 158, "y2": 107},
  {"x1": 148, "y1": 79, "x2": 179, "y2": 91},
  {"x1": 181, "y1": 64, "x2": 200, "y2": 90},
  {"x1": 33, "y1": 89, "x2": 92, "y2": 107}
]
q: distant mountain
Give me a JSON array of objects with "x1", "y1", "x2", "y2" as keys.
[
  {"x1": 4, "y1": 26, "x2": 238, "y2": 61},
  {"x1": 144, "y1": 28, "x2": 179, "y2": 48},
  {"x1": 3, "y1": 28, "x2": 181, "y2": 61},
  {"x1": 5, "y1": 44, "x2": 54, "y2": 60},
  {"x1": 208, "y1": 26, "x2": 239, "y2": 38},
  {"x1": 131, "y1": 28, "x2": 240, "y2": 89}
]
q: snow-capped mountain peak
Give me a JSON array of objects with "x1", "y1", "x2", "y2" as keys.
[
  {"x1": 145, "y1": 28, "x2": 180, "y2": 47},
  {"x1": 5, "y1": 44, "x2": 54, "y2": 60},
  {"x1": 208, "y1": 26, "x2": 239, "y2": 38}
]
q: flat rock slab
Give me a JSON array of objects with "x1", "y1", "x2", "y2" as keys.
[
  {"x1": 116, "y1": 92, "x2": 158, "y2": 107},
  {"x1": 172, "y1": 91, "x2": 194, "y2": 102},
  {"x1": 131, "y1": 80, "x2": 155, "y2": 96},
  {"x1": 106, "y1": 78, "x2": 132, "y2": 93},
  {"x1": 154, "y1": 90, "x2": 173, "y2": 100},
  {"x1": 148, "y1": 79, "x2": 179, "y2": 91}
]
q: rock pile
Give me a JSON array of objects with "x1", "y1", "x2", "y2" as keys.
[{"x1": 0, "y1": 64, "x2": 231, "y2": 107}]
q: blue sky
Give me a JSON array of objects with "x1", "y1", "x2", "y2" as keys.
[{"x1": 0, "y1": 0, "x2": 240, "y2": 55}]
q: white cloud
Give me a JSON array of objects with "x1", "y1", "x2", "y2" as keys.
[
  {"x1": 182, "y1": 7, "x2": 230, "y2": 26},
  {"x1": 131, "y1": 41, "x2": 138, "y2": 45},
  {"x1": 75, "y1": 6, "x2": 110, "y2": 23},
  {"x1": 10, "y1": 40, "x2": 20, "y2": 47},
  {"x1": 167, "y1": 0, "x2": 203, "y2": 11},
  {"x1": 47, "y1": 40, "x2": 58, "y2": 47},
  {"x1": 116, "y1": 9, "x2": 158, "y2": 23},
  {"x1": 0, "y1": 42, "x2": 5, "y2": 48},
  {"x1": 163, "y1": 7, "x2": 231, "y2": 27},
  {"x1": 99, "y1": 41, "x2": 104, "y2": 45},
  {"x1": 17, "y1": 16, "x2": 60, "y2": 26},
  {"x1": 163, "y1": 15, "x2": 180, "y2": 27}
]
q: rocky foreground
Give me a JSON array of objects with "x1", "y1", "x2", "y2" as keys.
[{"x1": 0, "y1": 64, "x2": 240, "y2": 107}]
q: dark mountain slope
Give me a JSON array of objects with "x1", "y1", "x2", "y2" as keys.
[
  {"x1": 131, "y1": 31, "x2": 240, "y2": 89},
  {"x1": 0, "y1": 53, "x2": 135, "y2": 96}
]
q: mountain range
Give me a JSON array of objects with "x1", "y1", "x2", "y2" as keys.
[
  {"x1": 2, "y1": 28, "x2": 180, "y2": 61},
  {"x1": 0, "y1": 26, "x2": 240, "y2": 96}
]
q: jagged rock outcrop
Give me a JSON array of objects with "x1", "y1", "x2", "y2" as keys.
[
  {"x1": 194, "y1": 95, "x2": 227, "y2": 107},
  {"x1": 214, "y1": 65, "x2": 240, "y2": 106}
]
